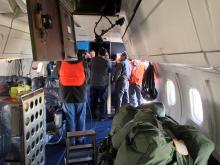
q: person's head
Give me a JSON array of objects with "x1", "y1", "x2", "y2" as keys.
[
  {"x1": 111, "y1": 54, "x2": 117, "y2": 61},
  {"x1": 85, "y1": 52, "x2": 91, "y2": 59},
  {"x1": 76, "y1": 49, "x2": 86, "y2": 60},
  {"x1": 90, "y1": 50, "x2": 96, "y2": 58},
  {"x1": 119, "y1": 51, "x2": 128, "y2": 61},
  {"x1": 98, "y1": 47, "x2": 107, "y2": 57},
  {"x1": 131, "y1": 59, "x2": 139, "y2": 66}
]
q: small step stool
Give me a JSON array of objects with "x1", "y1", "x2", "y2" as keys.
[{"x1": 66, "y1": 130, "x2": 97, "y2": 165}]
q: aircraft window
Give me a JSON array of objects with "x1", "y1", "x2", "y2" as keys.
[
  {"x1": 37, "y1": 62, "x2": 43, "y2": 73},
  {"x1": 166, "y1": 80, "x2": 176, "y2": 106},
  {"x1": 189, "y1": 88, "x2": 203, "y2": 124}
]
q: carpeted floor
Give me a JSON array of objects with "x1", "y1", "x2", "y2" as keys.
[{"x1": 45, "y1": 118, "x2": 112, "y2": 165}]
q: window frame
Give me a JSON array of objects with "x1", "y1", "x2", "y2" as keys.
[
  {"x1": 189, "y1": 88, "x2": 204, "y2": 125},
  {"x1": 166, "y1": 79, "x2": 176, "y2": 106}
]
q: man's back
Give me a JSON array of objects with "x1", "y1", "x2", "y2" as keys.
[
  {"x1": 113, "y1": 59, "x2": 131, "y2": 83},
  {"x1": 58, "y1": 60, "x2": 87, "y2": 103},
  {"x1": 90, "y1": 56, "x2": 111, "y2": 87}
]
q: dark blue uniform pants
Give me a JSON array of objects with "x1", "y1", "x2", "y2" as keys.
[
  {"x1": 90, "y1": 86, "x2": 108, "y2": 119},
  {"x1": 115, "y1": 81, "x2": 129, "y2": 112}
]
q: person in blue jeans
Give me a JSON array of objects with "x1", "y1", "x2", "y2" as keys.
[{"x1": 57, "y1": 56, "x2": 89, "y2": 145}]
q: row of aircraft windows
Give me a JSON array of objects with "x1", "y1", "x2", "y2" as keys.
[{"x1": 166, "y1": 80, "x2": 203, "y2": 125}]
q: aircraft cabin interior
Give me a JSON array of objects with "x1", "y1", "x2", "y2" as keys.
[{"x1": 0, "y1": 0, "x2": 220, "y2": 165}]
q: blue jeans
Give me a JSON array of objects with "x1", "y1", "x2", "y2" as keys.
[
  {"x1": 129, "y1": 84, "x2": 143, "y2": 107},
  {"x1": 90, "y1": 86, "x2": 108, "y2": 118},
  {"x1": 86, "y1": 85, "x2": 91, "y2": 112},
  {"x1": 63, "y1": 102, "x2": 86, "y2": 144}
]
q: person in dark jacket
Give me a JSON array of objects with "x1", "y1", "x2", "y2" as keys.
[
  {"x1": 90, "y1": 47, "x2": 111, "y2": 120},
  {"x1": 57, "y1": 56, "x2": 89, "y2": 144},
  {"x1": 112, "y1": 51, "x2": 131, "y2": 112}
]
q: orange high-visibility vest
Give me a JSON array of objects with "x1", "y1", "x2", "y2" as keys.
[
  {"x1": 59, "y1": 61, "x2": 85, "y2": 86},
  {"x1": 129, "y1": 63, "x2": 145, "y2": 85}
]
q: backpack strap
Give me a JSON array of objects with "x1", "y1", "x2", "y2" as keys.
[{"x1": 155, "y1": 118, "x2": 189, "y2": 156}]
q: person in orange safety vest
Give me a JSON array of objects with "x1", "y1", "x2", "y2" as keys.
[
  {"x1": 58, "y1": 54, "x2": 89, "y2": 145},
  {"x1": 129, "y1": 60, "x2": 146, "y2": 106}
]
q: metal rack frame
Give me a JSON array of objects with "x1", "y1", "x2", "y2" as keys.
[{"x1": 20, "y1": 88, "x2": 46, "y2": 165}]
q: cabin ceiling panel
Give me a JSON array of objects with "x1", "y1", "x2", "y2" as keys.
[
  {"x1": 120, "y1": 0, "x2": 139, "y2": 35},
  {"x1": 205, "y1": 0, "x2": 220, "y2": 50},
  {"x1": 0, "y1": 14, "x2": 13, "y2": 27},
  {"x1": 120, "y1": 0, "x2": 139, "y2": 22},
  {"x1": 188, "y1": 0, "x2": 220, "y2": 51},
  {"x1": 12, "y1": 16, "x2": 29, "y2": 33},
  {"x1": 0, "y1": 26, "x2": 10, "y2": 55},
  {"x1": 130, "y1": 0, "x2": 201, "y2": 55},
  {"x1": 122, "y1": 30, "x2": 135, "y2": 57},
  {"x1": 129, "y1": 0, "x2": 161, "y2": 31},
  {"x1": 4, "y1": 29, "x2": 32, "y2": 56},
  {"x1": 164, "y1": 53, "x2": 208, "y2": 67},
  {"x1": 0, "y1": 0, "x2": 13, "y2": 13},
  {"x1": 127, "y1": 26, "x2": 148, "y2": 57}
]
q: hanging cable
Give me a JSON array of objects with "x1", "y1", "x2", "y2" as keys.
[
  {"x1": 46, "y1": 125, "x2": 64, "y2": 145},
  {"x1": 94, "y1": 15, "x2": 125, "y2": 46},
  {"x1": 94, "y1": 16, "x2": 103, "y2": 37},
  {"x1": 104, "y1": 16, "x2": 113, "y2": 26}
]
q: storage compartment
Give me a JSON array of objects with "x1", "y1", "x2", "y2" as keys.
[{"x1": 59, "y1": 4, "x2": 77, "y2": 59}]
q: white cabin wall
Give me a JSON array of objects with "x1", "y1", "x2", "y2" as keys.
[
  {"x1": 120, "y1": 0, "x2": 220, "y2": 68},
  {"x1": 0, "y1": 59, "x2": 48, "y2": 78},
  {"x1": 121, "y1": 0, "x2": 220, "y2": 159},
  {"x1": 157, "y1": 64, "x2": 220, "y2": 161}
]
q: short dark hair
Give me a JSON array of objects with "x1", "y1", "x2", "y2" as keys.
[
  {"x1": 121, "y1": 51, "x2": 128, "y2": 59},
  {"x1": 98, "y1": 47, "x2": 107, "y2": 56}
]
